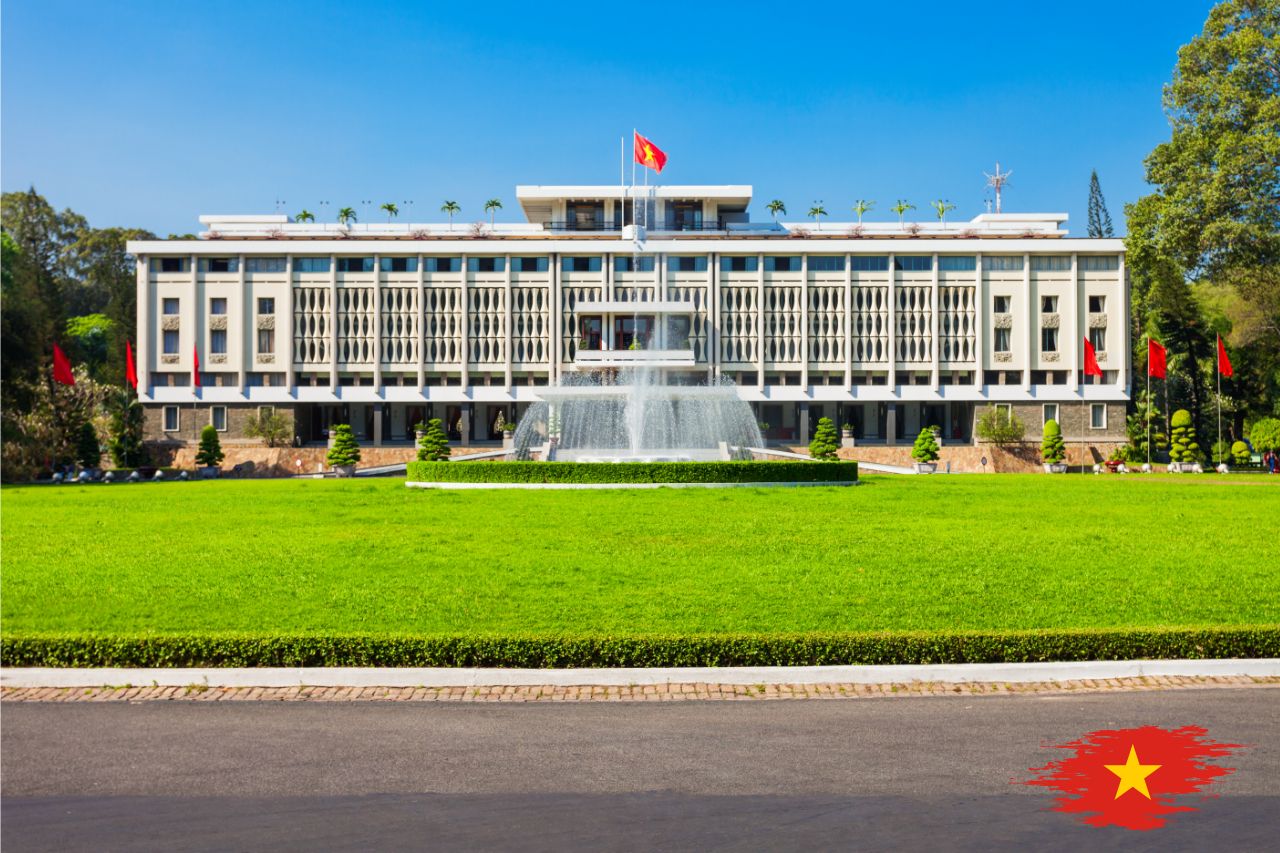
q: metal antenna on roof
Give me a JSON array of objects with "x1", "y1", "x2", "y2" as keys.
[
  {"x1": 983, "y1": 162, "x2": 1012, "y2": 214},
  {"x1": 274, "y1": 198, "x2": 286, "y2": 213}
]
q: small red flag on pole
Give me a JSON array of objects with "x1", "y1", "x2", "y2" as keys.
[
  {"x1": 193, "y1": 345, "x2": 202, "y2": 388},
  {"x1": 1217, "y1": 334, "x2": 1233, "y2": 377},
  {"x1": 1147, "y1": 338, "x2": 1167, "y2": 379},
  {"x1": 125, "y1": 340, "x2": 139, "y2": 390},
  {"x1": 1083, "y1": 337, "x2": 1103, "y2": 378},
  {"x1": 633, "y1": 131, "x2": 667, "y2": 174},
  {"x1": 52, "y1": 343, "x2": 75, "y2": 386}
]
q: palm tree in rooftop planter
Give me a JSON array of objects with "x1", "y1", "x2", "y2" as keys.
[
  {"x1": 851, "y1": 199, "x2": 874, "y2": 225},
  {"x1": 381, "y1": 202, "x2": 399, "y2": 222},
  {"x1": 892, "y1": 200, "x2": 915, "y2": 230},
  {"x1": 766, "y1": 199, "x2": 787, "y2": 223},
  {"x1": 931, "y1": 199, "x2": 956, "y2": 230},
  {"x1": 484, "y1": 198, "x2": 503, "y2": 227},
  {"x1": 337, "y1": 207, "x2": 357, "y2": 228},
  {"x1": 326, "y1": 423, "x2": 361, "y2": 476},
  {"x1": 807, "y1": 202, "x2": 828, "y2": 231},
  {"x1": 911, "y1": 427, "x2": 940, "y2": 473},
  {"x1": 441, "y1": 200, "x2": 460, "y2": 231},
  {"x1": 295, "y1": 209, "x2": 315, "y2": 224}
]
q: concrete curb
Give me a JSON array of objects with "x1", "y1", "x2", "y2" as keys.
[
  {"x1": 4, "y1": 659, "x2": 1278, "y2": 689},
  {"x1": 405, "y1": 480, "x2": 856, "y2": 490}
]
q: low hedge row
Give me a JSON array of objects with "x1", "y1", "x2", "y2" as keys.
[
  {"x1": 4, "y1": 627, "x2": 1275, "y2": 668},
  {"x1": 406, "y1": 460, "x2": 858, "y2": 484}
]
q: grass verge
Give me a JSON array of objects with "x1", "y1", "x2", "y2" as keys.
[{"x1": 406, "y1": 460, "x2": 858, "y2": 484}]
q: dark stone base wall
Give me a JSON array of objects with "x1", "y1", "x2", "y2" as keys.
[{"x1": 143, "y1": 404, "x2": 294, "y2": 444}]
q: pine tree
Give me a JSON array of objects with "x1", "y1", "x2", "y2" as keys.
[
  {"x1": 417, "y1": 418, "x2": 451, "y2": 461},
  {"x1": 107, "y1": 389, "x2": 148, "y2": 467},
  {"x1": 76, "y1": 421, "x2": 101, "y2": 468},
  {"x1": 195, "y1": 424, "x2": 224, "y2": 467},
  {"x1": 1040, "y1": 419, "x2": 1066, "y2": 464},
  {"x1": 911, "y1": 428, "x2": 940, "y2": 463},
  {"x1": 1087, "y1": 170, "x2": 1114, "y2": 238},
  {"x1": 808, "y1": 417, "x2": 839, "y2": 460},
  {"x1": 326, "y1": 424, "x2": 362, "y2": 467}
]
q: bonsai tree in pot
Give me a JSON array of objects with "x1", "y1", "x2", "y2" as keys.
[
  {"x1": 809, "y1": 417, "x2": 839, "y2": 460},
  {"x1": 326, "y1": 424, "x2": 361, "y2": 476},
  {"x1": 911, "y1": 428, "x2": 940, "y2": 473},
  {"x1": 1041, "y1": 419, "x2": 1067, "y2": 472},
  {"x1": 1168, "y1": 409, "x2": 1202, "y2": 471},
  {"x1": 195, "y1": 424, "x2": 224, "y2": 477},
  {"x1": 416, "y1": 418, "x2": 451, "y2": 461}
]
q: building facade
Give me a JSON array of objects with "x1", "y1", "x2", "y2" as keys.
[{"x1": 128, "y1": 183, "x2": 1130, "y2": 450}]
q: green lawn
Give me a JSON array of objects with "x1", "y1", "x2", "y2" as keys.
[{"x1": 3, "y1": 474, "x2": 1278, "y2": 639}]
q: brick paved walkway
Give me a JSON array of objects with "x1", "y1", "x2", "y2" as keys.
[{"x1": 3, "y1": 676, "x2": 1276, "y2": 703}]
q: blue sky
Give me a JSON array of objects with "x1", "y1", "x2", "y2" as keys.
[{"x1": 2, "y1": 1, "x2": 1214, "y2": 236}]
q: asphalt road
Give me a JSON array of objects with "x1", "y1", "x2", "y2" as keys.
[{"x1": 3, "y1": 690, "x2": 1277, "y2": 851}]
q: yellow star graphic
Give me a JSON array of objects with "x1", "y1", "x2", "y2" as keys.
[
  {"x1": 1104, "y1": 745, "x2": 1161, "y2": 800},
  {"x1": 643, "y1": 144, "x2": 656, "y2": 164}
]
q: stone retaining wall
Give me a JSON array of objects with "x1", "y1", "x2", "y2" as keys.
[{"x1": 786, "y1": 442, "x2": 1128, "y2": 473}]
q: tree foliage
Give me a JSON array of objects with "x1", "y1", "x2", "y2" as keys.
[
  {"x1": 1041, "y1": 419, "x2": 1067, "y2": 463},
  {"x1": 107, "y1": 390, "x2": 148, "y2": 468},
  {"x1": 1087, "y1": 170, "x2": 1114, "y2": 238},
  {"x1": 1, "y1": 366, "x2": 111, "y2": 480},
  {"x1": 808, "y1": 417, "x2": 839, "y2": 460},
  {"x1": 417, "y1": 418, "x2": 451, "y2": 461},
  {"x1": 975, "y1": 406, "x2": 1025, "y2": 445},
  {"x1": 911, "y1": 428, "x2": 940, "y2": 463},
  {"x1": 326, "y1": 424, "x2": 362, "y2": 467},
  {"x1": 244, "y1": 410, "x2": 293, "y2": 447},
  {"x1": 1249, "y1": 416, "x2": 1280, "y2": 450},
  {"x1": 1169, "y1": 409, "x2": 1204, "y2": 463},
  {"x1": 195, "y1": 425, "x2": 225, "y2": 467}
]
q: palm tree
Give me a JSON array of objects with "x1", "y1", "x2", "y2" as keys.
[
  {"x1": 295, "y1": 209, "x2": 315, "y2": 224},
  {"x1": 484, "y1": 198, "x2": 503, "y2": 226},
  {"x1": 337, "y1": 207, "x2": 357, "y2": 227},
  {"x1": 381, "y1": 202, "x2": 399, "y2": 222},
  {"x1": 891, "y1": 200, "x2": 915, "y2": 229},
  {"x1": 766, "y1": 199, "x2": 786, "y2": 222},
  {"x1": 851, "y1": 200, "x2": 874, "y2": 224},
  {"x1": 930, "y1": 200, "x2": 956, "y2": 229},
  {"x1": 441, "y1": 200, "x2": 460, "y2": 230},
  {"x1": 807, "y1": 202, "x2": 828, "y2": 230}
]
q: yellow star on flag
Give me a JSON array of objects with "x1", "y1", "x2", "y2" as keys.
[{"x1": 1105, "y1": 745, "x2": 1161, "y2": 800}]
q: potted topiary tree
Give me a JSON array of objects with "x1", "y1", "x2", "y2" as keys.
[
  {"x1": 1168, "y1": 409, "x2": 1201, "y2": 472},
  {"x1": 195, "y1": 424, "x2": 224, "y2": 478},
  {"x1": 911, "y1": 427, "x2": 939, "y2": 473},
  {"x1": 416, "y1": 418, "x2": 451, "y2": 461},
  {"x1": 326, "y1": 424, "x2": 361, "y2": 476},
  {"x1": 1041, "y1": 419, "x2": 1067, "y2": 473},
  {"x1": 809, "y1": 417, "x2": 839, "y2": 460}
]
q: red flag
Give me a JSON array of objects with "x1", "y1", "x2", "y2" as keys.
[
  {"x1": 633, "y1": 131, "x2": 667, "y2": 173},
  {"x1": 1083, "y1": 337, "x2": 1102, "y2": 377},
  {"x1": 1217, "y1": 334, "x2": 1233, "y2": 377},
  {"x1": 193, "y1": 345, "x2": 201, "y2": 388},
  {"x1": 125, "y1": 340, "x2": 139, "y2": 390},
  {"x1": 1147, "y1": 338, "x2": 1167, "y2": 379},
  {"x1": 52, "y1": 343, "x2": 75, "y2": 386}
]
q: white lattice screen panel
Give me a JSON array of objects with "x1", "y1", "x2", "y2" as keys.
[
  {"x1": 764, "y1": 286, "x2": 802, "y2": 364},
  {"x1": 511, "y1": 287, "x2": 550, "y2": 365},
  {"x1": 468, "y1": 287, "x2": 506, "y2": 365},
  {"x1": 668, "y1": 285, "x2": 708, "y2": 360},
  {"x1": 719, "y1": 286, "x2": 758, "y2": 365},
  {"x1": 807, "y1": 285, "x2": 844, "y2": 365},
  {"x1": 337, "y1": 287, "x2": 375, "y2": 364},
  {"x1": 380, "y1": 287, "x2": 417, "y2": 365},
  {"x1": 561, "y1": 285, "x2": 603, "y2": 361},
  {"x1": 293, "y1": 286, "x2": 330, "y2": 364},
  {"x1": 851, "y1": 287, "x2": 889, "y2": 363},
  {"x1": 423, "y1": 286, "x2": 462, "y2": 364},
  {"x1": 614, "y1": 284, "x2": 657, "y2": 303},
  {"x1": 939, "y1": 285, "x2": 976, "y2": 363},
  {"x1": 895, "y1": 285, "x2": 932, "y2": 363}
]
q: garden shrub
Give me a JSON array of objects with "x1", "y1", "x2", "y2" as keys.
[
  {"x1": 244, "y1": 410, "x2": 292, "y2": 447},
  {"x1": 417, "y1": 418, "x2": 451, "y2": 461},
  {"x1": 406, "y1": 460, "x2": 858, "y2": 485},
  {"x1": 809, "y1": 417, "x2": 839, "y2": 460},
  {"x1": 1169, "y1": 409, "x2": 1202, "y2": 463},
  {"x1": 1249, "y1": 417, "x2": 1280, "y2": 452},
  {"x1": 1231, "y1": 440, "x2": 1251, "y2": 465},
  {"x1": 1041, "y1": 419, "x2": 1066, "y2": 463},
  {"x1": 75, "y1": 421, "x2": 101, "y2": 468},
  {"x1": 326, "y1": 424, "x2": 361, "y2": 467},
  {"x1": 1211, "y1": 439, "x2": 1232, "y2": 465},
  {"x1": 194, "y1": 425, "x2": 224, "y2": 467},
  {"x1": 107, "y1": 390, "x2": 147, "y2": 468},
  {"x1": 975, "y1": 406, "x2": 1025, "y2": 445},
  {"x1": 911, "y1": 428, "x2": 939, "y2": 463}
]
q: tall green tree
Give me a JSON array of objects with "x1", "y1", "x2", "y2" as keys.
[{"x1": 1087, "y1": 170, "x2": 1114, "y2": 238}]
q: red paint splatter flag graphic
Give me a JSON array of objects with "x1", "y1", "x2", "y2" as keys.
[{"x1": 1022, "y1": 725, "x2": 1243, "y2": 831}]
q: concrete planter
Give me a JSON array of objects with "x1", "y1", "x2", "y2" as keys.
[
  {"x1": 840, "y1": 429, "x2": 855, "y2": 449},
  {"x1": 913, "y1": 462, "x2": 938, "y2": 474},
  {"x1": 199, "y1": 466, "x2": 220, "y2": 479},
  {"x1": 1167, "y1": 462, "x2": 1200, "y2": 473},
  {"x1": 503, "y1": 430, "x2": 516, "y2": 450},
  {"x1": 333, "y1": 464, "x2": 356, "y2": 478},
  {"x1": 1043, "y1": 463, "x2": 1068, "y2": 474}
]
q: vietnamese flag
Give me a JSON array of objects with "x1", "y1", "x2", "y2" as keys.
[
  {"x1": 125, "y1": 340, "x2": 139, "y2": 390},
  {"x1": 1217, "y1": 334, "x2": 1233, "y2": 377},
  {"x1": 1083, "y1": 337, "x2": 1103, "y2": 378},
  {"x1": 193, "y1": 345, "x2": 202, "y2": 388},
  {"x1": 1147, "y1": 338, "x2": 1167, "y2": 379},
  {"x1": 633, "y1": 131, "x2": 667, "y2": 173},
  {"x1": 52, "y1": 343, "x2": 75, "y2": 386}
]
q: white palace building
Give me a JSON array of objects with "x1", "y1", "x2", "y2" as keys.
[{"x1": 129, "y1": 182, "x2": 1130, "y2": 450}]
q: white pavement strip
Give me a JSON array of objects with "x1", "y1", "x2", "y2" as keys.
[{"x1": 3, "y1": 659, "x2": 1278, "y2": 689}]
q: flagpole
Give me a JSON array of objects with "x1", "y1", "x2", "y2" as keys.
[
  {"x1": 631, "y1": 129, "x2": 637, "y2": 231},
  {"x1": 1217, "y1": 335, "x2": 1222, "y2": 467},
  {"x1": 1146, "y1": 351, "x2": 1151, "y2": 469}
]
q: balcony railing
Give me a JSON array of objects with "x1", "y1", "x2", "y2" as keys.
[
  {"x1": 573, "y1": 348, "x2": 697, "y2": 368},
  {"x1": 547, "y1": 221, "x2": 621, "y2": 232}
]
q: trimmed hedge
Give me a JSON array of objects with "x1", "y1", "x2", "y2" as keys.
[
  {"x1": 406, "y1": 460, "x2": 858, "y2": 484},
  {"x1": 3, "y1": 627, "x2": 1276, "y2": 668}
]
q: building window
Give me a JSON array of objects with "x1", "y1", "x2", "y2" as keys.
[
  {"x1": 720, "y1": 256, "x2": 757, "y2": 273},
  {"x1": 380, "y1": 257, "x2": 418, "y2": 273},
  {"x1": 150, "y1": 257, "x2": 189, "y2": 273},
  {"x1": 1041, "y1": 327, "x2": 1059, "y2": 352},
  {"x1": 937, "y1": 256, "x2": 976, "y2": 271},
  {"x1": 764, "y1": 256, "x2": 799, "y2": 273},
  {"x1": 893, "y1": 256, "x2": 932, "y2": 272},
  {"x1": 294, "y1": 257, "x2": 331, "y2": 273},
  {"x1": 1043, "y1": 403, "x2": 1059, "y2": 426},
  {"x1": 1091, "y1": 404, "x2": 1107, "y2": 429},
  {"x1": 258, "y1": 297, "x2": 275, "y2": 315},
  {"x1": 1080, "y1": 256, "x2": 1119, "y2": 271},
  {"x1": 512, "y1": 257, "x2": 548, "y2": 273},
  {"x1": 246, "y1": 257, "x2": 286, "y2": 273},
  {"x1": 669, "y1": 256, "x2": 707, "y2": 273},
  {"x1": 1088, "y1": 295, "x2": 1106, "y2": 313},
  {"x1": 561, "y1": 256, "x2": 602, "y2": 273},
  {"x1": 211, "y1": 329, "x2": 227, "y2": 355},
  {"x1": 614, "y1": 256, "x2": 655, "y2": 273},
  {"x1": 1089, "y1": 326, "x2": 1106, "y2": 353},
  {"x1": 163, "y1": 329, "x2": 179, "y2": 355},
  {"x1": 994, "y1": 327, "x2": 1011, "y2": 353},
  {"x1": 1031, "y1": 255, "x2": 1071, "y2": 271},
  {"x1": 258, "y1": 406, "x2": 275, "y2": 420},
  {"x1": 850, "y1": 256, "x2": 889, "y2": 272},
  {"x1": 336, "y1": 257, "x2": 374, "y2": 273},
  {"x1": 163, "y1": 406, "x2": 180, "y2": 432},
  {"x1": 210, "y1": 297, "x2": 227, "y2": 315},
  {"x1": 995, "y1": 403, "x2": 1013, "y2": 421},
  {"x1": 807, "y1": 256, "x2": 845, "y2": 272},
  {"x1": 425, "y1": 257, "x2": 460, "y2": 272},
  {"x1": 258, "y1": 328, "x2": 275, "y2": 354},
  {"x1": 199, "y1": 258, "x2": 238, "y2": 273},
  {"x1": 983, "y1": 255, "x2": 1024, "y2": 271},
  {"x1": 467, "y1": 257, "x2": 505, "y2": 273},
  {"x1": 163, "y1": 298, "x2": 179, "y2": 315},
  {"x1": 211, "y1": 406, "x2": 227, "y2": 432},
  {"x1": 993, "y1": 295, "x2": 1011, "y2": 313},
  {"x1": 1041, "y1": 296, "x2": 1058, "y2": 313}
]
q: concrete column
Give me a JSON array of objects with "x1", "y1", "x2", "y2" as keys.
[
  {"x1": 930, "y1": 253, "x2": 940, "y2": 390},
  {"x1": 372, "y1": 254, "x2": 383, "y2": 391},
  {"x1": 372, "y1": 404, "x2": 383, "y2": 447},
  {"x1": 460, "y1": 254, "x2": 470, "y2": 389},
  {"x1": 237, "y1": 254, "x2": 248, "y2": 392},
  {"x1": 799, "y1": 401, "x2": 810, "y2": 445},
  {"x1": 887, "y1": 253, "x2": 897, "y2": 389},
  {"x1": 1068, "y1": 253, "x2": 1079, "y2": 391},
  {"x1": 549, "y1": 253, "x2": 560, "y2": 383},
  {"x1": 886, "y1": 403, "x2": 897, "y2": 446},
  {"x1": 707, "y1": 251, "x2": 716, "y2": 380},
  {"x1": 460, "y1": 403, "x2": 472, "y2": 445},
  {"x1": 843, "y1": 253, "x2": 852, "y2": 390},
  {"x1": 329, "y1": 255, "x2": 339, "y2": 389},
  {"x1": 504, "y1": 253, "x2": 513, "y2": 389},
  {"x1": 284, "y1": 255, "x2": 296, "y2": 391},
  {"x1": 975, "y1": 253, "x2": 985, "y2": 390},
  {"x1": 136, "y1": 256, "x2": 149, "y2": 396},
  {"x1": 188, "y1": 254, "x2": 200, "y2": 398},
  {"x1": 416, "y1": 253, "x2": 426, "y2": 390},
  {"x1": 1118, "y1": 252, "x2": 1130, "y2": 394},
  {"x1": 800, "y1": 254, "x2": 809, "y2": 389},
  {"x1": 1022, "y1": 252, "x2": 1032, "y2": 390},
  {"x1": 756, "y1": 253, "x2": 765, "y2": 390}
]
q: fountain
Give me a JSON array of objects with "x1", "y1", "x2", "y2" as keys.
[{"x1": 509, "y1": 367, "x2": 763, "y2": 462}]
